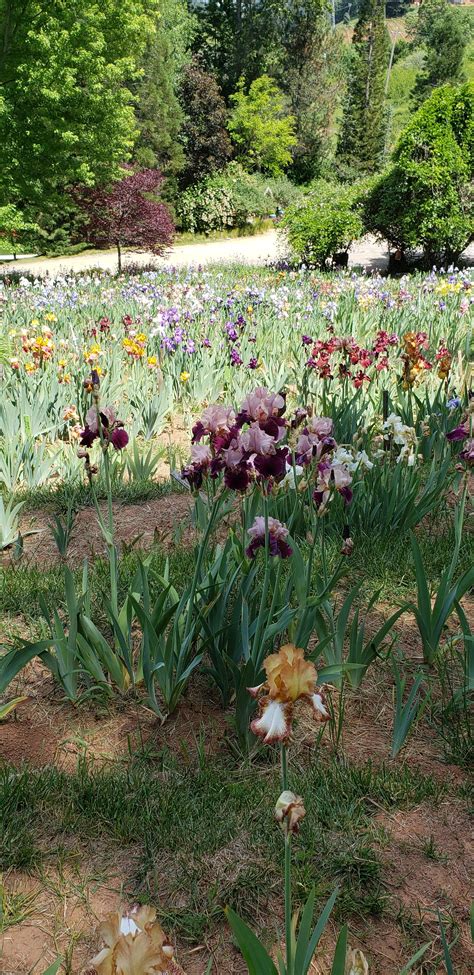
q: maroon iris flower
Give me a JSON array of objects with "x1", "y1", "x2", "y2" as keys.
[
  {"x1": 110, "y1": 428, "x2": 129, "y2": 450},
  {"x1": 224, "y1": 462, "x2": 252, "y2": 492},
  {"x1": 254, "y1": 447, "x2": 288, "y2": 480},
  {"x1": 447, "y1": 424, "x2": 468, "y2": 442}
]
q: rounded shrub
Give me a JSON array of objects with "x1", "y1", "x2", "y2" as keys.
[
  {"x1": 281, "y1": 180, "x2": 365, "y2": 266},
  {"x1": 365, "y1": 83, "x2": 474, "y2": 264}
]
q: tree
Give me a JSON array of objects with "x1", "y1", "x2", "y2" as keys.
[
  {"x1": 365, "y1": 83, "x2": 474, "y2": 264},
  {"x1": 282, "y1": 181, "x2": 365, "y2": 266},
  {"x1": 0, "y1": 205, "x2": 39, "y2": 259},
  {"x1": 133, "y1": 0, "x2": 195, "y2": 181},
  {"x1": 73, "y1": 169, "x2": 175, "y2": 272},
  {"x1": 413, "y1": 0, "x2": 469, "y2": 105},
  {"x1": 228, "y1": 75, "x2": 296, "y2": 176},
  {"x1": 179, "y1": 59, "x2": 232, "y2": 187},
  {"x1": 337, "y1": 0, "x2": 390, "y2": 176},
  {"x1": 272, "y1": 0, "x2": 344, "y2": 182},
  {"x1": 0, "y1": 1, "x2": 157, "y2": 233},
  {"x1": 189, "y1": 0, "x2": 275, "y2": 99}
]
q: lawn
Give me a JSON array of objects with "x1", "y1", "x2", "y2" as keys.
[{"x1": 0, "y1": 261, "x2": 472, "y2": 975}]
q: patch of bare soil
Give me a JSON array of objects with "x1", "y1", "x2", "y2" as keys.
[
  {"x1": 0, "y1": 666, "x2": 228, "y2": 770},
  {"x1": 0, "y1": 856, "x2": 186, "y2": 975},
  {"x1": 373, "y1": 800, "x2": 473, "y2": 973},
  {"x1": 6, "y1": 493, "x2": 195, "y2": 568}
]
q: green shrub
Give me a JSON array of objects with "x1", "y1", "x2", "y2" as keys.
[
  {"x1": 281, "y1": 180, "x2": 365, "y2": 266},
  {"x1": 365, "y1": 83, "x2": 474, "y2": 263},
  {"x1": 177, "y1": 163, "x2": 301, "y2": 233}
]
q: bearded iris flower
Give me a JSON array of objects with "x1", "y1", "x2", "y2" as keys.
[
  {"x1": 80, "y1": 405, "x2": 129, "y2": 451},
  {"x1": 88, "y1": 906, "x2": 175, "y2": 975},
  {"x1": 246, "y1": 516, "x2": 292, "y2": 559},
  {"x1": 248, "y1": 644, "x2": 330, "y2": 744}
]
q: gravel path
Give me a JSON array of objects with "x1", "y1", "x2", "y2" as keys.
[{"x1": 1, "y1": 231, "x2": 472, "y2": 276}]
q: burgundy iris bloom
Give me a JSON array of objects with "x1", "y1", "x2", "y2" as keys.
[
  {"x1": 447, "y1": 425, "x2": 467, "y2": 442},
  {"x1": 80, "y1": 426, "x2": 98, "y2": 447},
  {"x1": 110, "y1": 427, "x2": 129, "y2": 450},
  {"x1": 254, "y1": 447, "x2": 288, "y2": 480},
  {"x1": 224, "y1": 462, "x2": 251, "y2": 492},
  {"x1": 191, "y1": 421, "x2": 206, "y2": 443}
]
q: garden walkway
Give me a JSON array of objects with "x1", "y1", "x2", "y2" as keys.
[{"x1": 1, "y1": 231, "x2": 473, "y2": 276}]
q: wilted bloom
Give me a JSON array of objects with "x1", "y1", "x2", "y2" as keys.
[
  {"x1": 436, "y1": 344, "x2": 452, "y2": 381},
  {"x1": 275, "y1": 791, "x2": 306, "y2": 834},
  {"x1": 341, "y1": 536, "x2": 354, "y2": 556},
  {"x1": 246, "y1": 516, "x2": 292, "y2": 559},
  {"x1": 88, "y1": 905, "x2": 175, "y2": 975},
  {"x1": 460, "y1": 438, "x2": 474, "y2": 466},
  {"x1": 248, "y1": 644, "x2": 330, "y2": 744},
  {"x1": 347, "y1": 949, "x2": 369, "y2": 975}
]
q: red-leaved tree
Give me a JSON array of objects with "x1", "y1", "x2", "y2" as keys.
[{"x1": 73, "y1": 168, "x2": 175, "y2": 271}]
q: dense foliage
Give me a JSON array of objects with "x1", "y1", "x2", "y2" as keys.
[
  {"x1": 228, "y1": 75, "x2": 297, "y2": 176},
  {"x1": 413, "y1": 0, "x2": 470, "y2": 104},
  {"x1": 0, "y1": 1, "x2": 472, "y2": 259},
  {"x1": 366, "y1": 82, "x2": 474, "y2": 263},
  {"x1": 337, "y1": 0, "x2": 390, "y2": 175},
  {"x1": 0, "y1": 0, "x2": 158, "y2": 241},
  {"x1": 178, "y1": 59, "x2": 233, "y2": 188},
  {"x1": 282, "y1": 181, "x2": 366, "y2": 266},
  {"x1": 73, "y1": 169, "x2": 175, "y2": 270},
  {"x1": 177, "y1": 163, "x2": 299, "y2": 233}
]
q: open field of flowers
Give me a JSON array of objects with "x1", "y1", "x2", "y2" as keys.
[{"x1": 0, "y1": 262, "x2": 473, "y2": 975}]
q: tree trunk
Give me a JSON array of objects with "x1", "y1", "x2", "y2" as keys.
[{"x1": 117, "y1": 240, "x2": 121, "y2": 273}]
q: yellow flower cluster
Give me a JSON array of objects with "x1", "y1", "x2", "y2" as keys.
[{"x1": 123, "y1": 334, "x2": 147, "y2": 358}]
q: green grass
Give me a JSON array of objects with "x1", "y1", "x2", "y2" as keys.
[
  {"x1": 0, "y1": 751, "x2": 452, "y2": 941},
  {"x1": 10, "y1": 474, "x2": 183, "y2": 514}
]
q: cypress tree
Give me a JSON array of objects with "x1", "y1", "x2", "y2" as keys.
[{"x1": 337, "y1": 0, "x2": 390, "y2": 176}]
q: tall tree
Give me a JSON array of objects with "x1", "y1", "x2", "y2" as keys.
[
  {"x1": 190, "y1": 0, "x2": 275, "y2": 98},
  {"x1": 337, "y1": 0, "x2": 390, "y2": 176},
  {"x1": 272, "y1": 0, "x2": 344, "y2": 182},
  {"x1": 0, "y1": 1, "x2": 157, "y2": 229},
  {"x1": 413, "y1": 0, "x2": 469, "y2": 105},
  {"x1": 179, "y1": 59, "x2": 232, "y2": 187},
  {"x1": 133, "y1": 0, "x2": 195, "y2": 179}
]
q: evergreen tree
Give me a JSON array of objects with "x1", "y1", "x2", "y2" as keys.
[
  {"x1": 179, "y1": 59, "x2": 232, "y2": 187},
  {"x1": 133, "y1": 0, "x2": 195, "y2": 180},
  {"x1": 337, "y1": 0, "x2": 390, "y2": 176},
  {"x1": 413, "y1": 0, "x2": 469, "y2": 105},
  {"x1": 190, "y1": 0, "x2": 275, "y2": 99},
  {"x1": 272, "y1": 0, "x2": 344, "y2": 182}
]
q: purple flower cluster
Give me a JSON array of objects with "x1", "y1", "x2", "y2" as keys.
[
  {"x1": 182, "y1": 387, "x2": 355, "y2": 517},
  {"x1": 446, "y1": 412, "x2": 473, "y2": 467}
]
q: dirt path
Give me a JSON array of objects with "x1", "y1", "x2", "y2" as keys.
[
  {"x1": 5, "y1": 231, "x2": 473, "y2": 278},
  {"x1": 2, "y1": 231, "x2": 472, "y2": 278}
]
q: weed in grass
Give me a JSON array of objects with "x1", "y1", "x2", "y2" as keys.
[
  {"x1": 0, "y1": 877, "x2": 38, "y2": 930},
  {"x1": 420, "y1": 835, "x2": 448, "y2": 864}
]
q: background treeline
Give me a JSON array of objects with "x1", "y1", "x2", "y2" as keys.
[{"x1": 0, "y1": 0, "x2": 472, "y2": 263}]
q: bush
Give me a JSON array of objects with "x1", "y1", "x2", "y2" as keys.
[
  {"x1": 281, "y1": 180, "x2": 366, "y2": 266},
  {"x1": 365, "y1": 83, "x2": 474, "y2": 264},
  {"x1": 177, "y1": 163, "x2": 301, "y2": 233}
]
